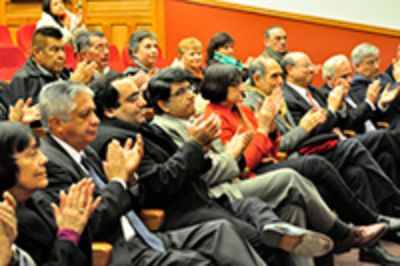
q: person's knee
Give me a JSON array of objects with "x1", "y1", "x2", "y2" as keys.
[{"x1": 271, "y1": 168, "x2": 303, "y2": 183}]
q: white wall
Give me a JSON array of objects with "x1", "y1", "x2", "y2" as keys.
[{"x1": 225, "y1": 0, "x2": 400, "y2": 30}]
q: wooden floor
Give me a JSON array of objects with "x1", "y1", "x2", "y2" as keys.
[{"x1": 334, "y1": 241, "x2": 400, "y2": 265}]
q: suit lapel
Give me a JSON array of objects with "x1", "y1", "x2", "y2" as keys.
[
  {"x1": 42, "y1": 135, "x2": 91, "y2": 182},
  {"x1": 284, "y1": 83, "x2": 313, "y2": 111}
]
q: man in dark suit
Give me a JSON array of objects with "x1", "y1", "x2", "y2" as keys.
[
  {"x1": 321, "y1": 54, "x2": 400, "y2": 183},
  {"x1": 245, "y1": 56, "x2": 400, "y2": 264},
  {"x1": 38, "y1": 80, "x2": 268, "y2": 266},
  {"x1": 349, "y1": 43, "x2": 400, "y2": 128}
]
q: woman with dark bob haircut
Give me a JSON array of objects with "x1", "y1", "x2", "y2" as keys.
[
  {"x1": 201, "y1": 63, "x2": 283, "y2": 171},
  {"x1": 0, "y1": 121, "x2": 99, "y2": 265},
  {"x1": 206, "y1": 32, "x2": 235, "y2": 66}
]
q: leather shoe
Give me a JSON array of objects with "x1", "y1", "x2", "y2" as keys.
[
  {"x1": 378, "y1": 215, "x2": 400, "y2": 232},
  {"x1": 334, "y1": 223, "x2": 388, "y2": 253},
  {"x1": 359, "y1": 242, "x2": 400, "y2": 265},
  {"x1": 261, "y1": 222, "x2": 333, "y2": 257}
]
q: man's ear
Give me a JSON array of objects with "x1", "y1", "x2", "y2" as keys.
[
  {"x1": 32, "y1": 46, "x2": 41, "y2": 59},
  {"x1": 253, "y1": 73, "x2": 262, "y2": 87},
  {"x1": 285, "y1": 64, "x2": 293, "y2": 75},
  {"x1": 157, "y1": 100, "x2": 170, "y2": 114},
  {"x1": 48, "y1": 116, "x2": 62, "y2": 134},
  {"x1": 104, "y1": 108, "x2": 116, "y2": 119}
]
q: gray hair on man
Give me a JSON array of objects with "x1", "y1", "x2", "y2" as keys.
[
  {"x1": 39, "y1": 81, "x2": 93, "y2": 131},
  {"x1": 74, "y1": 30, "x2": 105, "y2": 54},
  {"x1": 264, "y1": 25, "x2": 284, "y2": 39},
  {"x1": 249, "y1": 57, "x2": 267, "y2": 86},
  {"x1": 351, "y1": 43, "x2": 380, "y2": 67},
  {"x1": 281, "y1": 52, "x2": 305, "y2": 71},
  {"x1": 322, "y1": 54, "x2": 348, "y2": 82}
]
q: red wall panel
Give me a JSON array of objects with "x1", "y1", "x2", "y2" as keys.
[{"x1": 164, "y1": 0, "x2": 399, "y2": 86}]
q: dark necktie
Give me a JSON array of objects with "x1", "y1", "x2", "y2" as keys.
[{"x1": 80, "y1": 155, "x2": 166, "y2": 252}]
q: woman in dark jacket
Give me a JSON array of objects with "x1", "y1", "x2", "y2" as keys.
[{"x1": 0, "y1": 121, "x2": 99, "y2": 265}]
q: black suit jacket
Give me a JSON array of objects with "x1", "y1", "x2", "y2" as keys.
[
  {"x1": 91, "y1": 119, "x2": 248, "y2": 231},
  {"x1": 16, "y1": 192, "x2": 90, "y2": 265},
  {"x1": 283, "y1": 83, "x2": 338, "y2": 135},
  {"x1": 40, "y1": 135, "x2": 138, "y2": 243},
  {"x1": 320, "y1": 84, "x2": 376, "y2": 133}
]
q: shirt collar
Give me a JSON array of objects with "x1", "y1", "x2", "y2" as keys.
[
  {"x1": 287, "y1": 82, "x2": 311, "y2": 104},
  {"x1": 51, "y1": 135, "x2": 85, "y2": 165},
  {"x1": 35, "y1": 62, "x2": 59, "y2": 78}
]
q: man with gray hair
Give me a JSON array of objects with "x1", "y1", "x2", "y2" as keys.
[
  {"x1": 75, "y1": 30, "x2": 112, "y2": 77},
  {"x1": 350, "y1": 43, "x2": 399, "y2": 107},
  {"x1": 322, "y1": 54, "x2": 400, "y2": 133},
  {"x1": 124, "y1": 29, "x2": 159, "y2": 76},
  {"x1": 38, "y1": 80, "x2": 269, "y2": 266},
  {"x1": 262, "y1": 25, "x2": 288, "y2": 63},
  {"x1": 282, "y1": 51, "x2": 400, "y2": 215}
]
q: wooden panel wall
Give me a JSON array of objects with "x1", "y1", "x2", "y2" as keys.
[{"x1": 1, "y1": 0, "x2": 164, "y2": 52}]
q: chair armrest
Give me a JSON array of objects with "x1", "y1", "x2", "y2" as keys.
[
  {"x1": 343, "y1": 129, "x2": 356, "y2": 137},
  {"x1": 140, "y1": 209, "x2": 165, "y2": 231},
  {"x1": 376, "y1": 121, "x2": 390, "y2": 129},
  {"x1": 276, "y1": 152, "x2": 288, "y2": 161},
  {"x1": 92, "y1": 242, "x2": 112, "y2": 266}
]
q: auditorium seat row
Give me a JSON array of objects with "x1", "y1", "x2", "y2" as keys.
[{"x1": 0, "y1": 23, "x2": 168, "y2": 81}]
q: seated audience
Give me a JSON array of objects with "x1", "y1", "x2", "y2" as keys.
[
  {"x1": 124, "y1": 30, "x2": 159, "y2": 76},
  {"x1": 0, "y1": 121, "x2": 98, "y2": 265},
  {"x1": 245, "y1": 57, "x2": 400, "y2": 264},
  {"x1": 282, "y1": 52, "x2": 400, "y2": 211},
  {"x1": 38, "y1": 80, "x2": 270, "y2": 266},
  {"x1": 37, "y1": 0, "x2": 83, "y2": 42},
  {"x1": 8, "y1": 27, "x2": 96, "y2": 107},
  {"x1": 261, "y1": 25, "x2": 288, "y2": 64},
  {"x1": 322, "y1": 54, "x2": 399, "y2": 133},
  {"x1": 91, "y1": 70, "x2": 390, "y2": 265}
]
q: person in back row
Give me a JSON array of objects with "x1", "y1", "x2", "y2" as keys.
[
  {"x1": 124, "y1": 30, "x2": 159, "y2": 76},
  {"x1": 8, "y1": 27, "x2": 95, "y2": 107}
]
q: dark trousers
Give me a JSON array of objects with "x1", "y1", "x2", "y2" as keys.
[
  {"x1": 163, "y1": 196, "x2": 293, "y2": 266},
  {"x1": 324, "y1": 138, "x2": 400, "y2": 213},
  {"x1": 255, "y1": 153, "x2": 378, "y2": 225},
  {"x1": 355, "y1": 129, "x2": 400, "y2": 187},
  {"x1": 110, "y1": 219, "x2": 267, "y2": 266}
]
